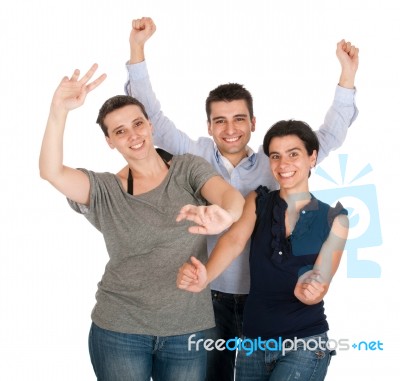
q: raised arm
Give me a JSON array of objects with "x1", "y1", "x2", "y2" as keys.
[
  {"x1": 294, "y1": 213, "x2": 349, "y2": 305},
  {"x1": 125, "y1": 17, "x2": 210, "y2": 156},
  {"x1": 177, "y1": 192, "x2": 257, "y2": 292},
  {"x1": 39, "y1": 64, "x2": 106, "y2": 204},
  {"x1": 315, "y1": 39, "x2": 359, "y2": 163}
]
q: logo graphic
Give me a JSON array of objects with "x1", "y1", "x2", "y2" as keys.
[{"x1": 313, "y1": 154, "x2": 382, "y2": 278}]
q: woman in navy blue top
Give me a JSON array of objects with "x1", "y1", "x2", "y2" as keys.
[{"x1": 178, "y1": 120, "x2": 349, "y2": 381}]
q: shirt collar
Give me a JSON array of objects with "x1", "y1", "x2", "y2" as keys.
[{"x1": 214, "y1": 145, "x2": 256, "y2": 171}]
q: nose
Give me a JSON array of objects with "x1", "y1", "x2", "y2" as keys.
[
  {"x1": 225, "y1": 120, "x2": 235, "y2": 134},
  {"x1": 127, "y1": 128, "x2": 140, "y2": 141},
  {"x1": 278, "y1": 157, "x2": 290, "y2": 168}
]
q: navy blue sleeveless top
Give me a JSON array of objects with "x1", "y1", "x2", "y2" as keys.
[{"x1": 243, "y1": 187, "x2": 347, "y2": 341}]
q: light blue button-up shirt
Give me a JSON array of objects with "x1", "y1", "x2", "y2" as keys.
[{"x1": 125, "y1": 61, "x2": 358, "y2": 294}]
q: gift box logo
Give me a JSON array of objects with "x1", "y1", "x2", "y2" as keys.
[{"x1": 313, "y1": 154, "x2": 382, "y2": 278}]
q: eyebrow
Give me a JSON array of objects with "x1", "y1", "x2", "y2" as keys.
[
  {"x1": 110, "y1": 117, "x2": 144, "y2": 134},
  {"x1": 269, "y1": 147, "x2": 302, "y2": 155},
  {"x1": 212, "y1": 114, "x2": 248, "y2": 122}
]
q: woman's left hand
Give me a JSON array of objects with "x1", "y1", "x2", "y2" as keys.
[{"x1": 294, "y1": 270, "x2": 329, "y2": 305}]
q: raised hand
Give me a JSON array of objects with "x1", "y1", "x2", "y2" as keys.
[
  {"x1": 176, "y1": 204, "x2": 234, "y2": 235},
  {"x1": 130, "y1": 17, "x2": 156, "y2": 47},
  {"x1": 337, "y1": 39, "x2": 359, "y2": 88},
  {"x1": 51, "y1": 63, "x2": 106, "y2": 112},
  {"x1": 177, "y1": 256, "x2": 208, "y2": 292}
]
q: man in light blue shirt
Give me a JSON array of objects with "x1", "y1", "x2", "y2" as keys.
[{"x1": 124, "y1": 17, "x2": 359, "y2": 381}]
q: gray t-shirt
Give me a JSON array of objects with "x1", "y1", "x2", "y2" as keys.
[{"x1": 68, "y1": 154, "x2": 218, "y2": 336}]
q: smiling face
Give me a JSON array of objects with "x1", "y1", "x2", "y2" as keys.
[
  {"x1": 269, "y1": 134, "x2": 317, "y2": 195},
  {"x1": 104, "y1": 104, "x2": 154, "y2": 161},
  {"x1": 207, "y1": 100, "x2": 256, "y2": 166}
]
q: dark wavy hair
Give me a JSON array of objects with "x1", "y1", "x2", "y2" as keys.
[{"x1": 96, "y1": 95, "x2": 149, "y2": 137}]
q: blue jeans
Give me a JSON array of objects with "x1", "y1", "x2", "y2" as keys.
[
  {"x1": 235, "y1": 332, "x2": 335, "y2": 381},
  {"x1": 206, "y1": 290, "x2": 248, "y2": 381},
  {"x1": 89, "y1": 323, "x2": 207, "y2": 381}
]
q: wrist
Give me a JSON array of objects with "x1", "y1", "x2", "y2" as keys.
[
  {"x1": 129, "y1": 44, "x2": 145, "y2": 64},
  {"x1": 338, "y1": 71, "x2": 355, "y2": 89}
]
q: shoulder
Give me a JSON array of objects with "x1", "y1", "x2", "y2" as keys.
[
  {"x1": 77, "y1": 168, "x2": 119, "y2": 191},
  {"x1": 255, "y1": 186, "x2": 277, "y2": 200},
  {"x1": 173, "y1": 153, "x2": 213, "y2": 169},
  {"x1": 313, "y1": 197, "x2": 348, "y2": 227}
]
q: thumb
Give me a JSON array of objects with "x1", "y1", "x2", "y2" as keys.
[{"x1": 190, "y1": 256, "x2": 203, "y2": 268}]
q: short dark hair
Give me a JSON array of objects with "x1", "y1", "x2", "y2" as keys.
[
  {"x1": 96, "y1": 95, "x2": 149, "y2": 137},
  {"x1": 263, "y1": 119, "x2": 319, "y2": 157},
  {"x1": 205, "y1": 83, "x2": 254, "y2": 122}
]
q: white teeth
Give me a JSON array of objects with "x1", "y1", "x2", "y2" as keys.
[
  {"x1": 131, "y1": 142, "x2": 144, "y2": 149},
  {"x1": 280, "y1": 171, "x2": 295, "y2": 178},
  {"x1": 225, "y1": 137, "x2": 240, "y2": 142}
]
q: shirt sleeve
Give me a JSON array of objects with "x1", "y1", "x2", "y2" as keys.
[
  {"x1": 315, "y1": 85, "x2": 359, "y2": 164},
  {"x1": 124, "y1": 61, "x2": 214, "y2": 156},
  {"x1": 66, "y1": 169, "x2": 103, "y2": 232},
  {"x1": 185, "y1": 154, "x2": 222, "y2": 200}
]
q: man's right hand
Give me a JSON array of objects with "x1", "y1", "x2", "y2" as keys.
[{"x1": 129, "y1": 17, "x2": 156, "y2": 64}]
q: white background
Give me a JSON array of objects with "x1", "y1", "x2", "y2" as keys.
[{"x1": 1, "y1": 0, "x2": 398, "y2": 379}]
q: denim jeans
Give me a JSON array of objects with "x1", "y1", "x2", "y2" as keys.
[
  {"x1": 235, "y1": 332, "x2": 335, "y2": 381},
  {"x1": 89, "y1": 322, "x2": 207, "y2": 381},
  {"x1": 206, "y1": 290, "x2": 248, "y2": 381}
]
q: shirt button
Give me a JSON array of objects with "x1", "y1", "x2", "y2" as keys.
[
  {"x1": 278, "y1": 251, "x2": 283, "y2": 255},
  {"x1": 302, "y1": 210, "x2": 306, "y2": 214}
]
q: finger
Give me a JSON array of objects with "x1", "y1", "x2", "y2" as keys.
[
  {"x1": 176, "y1": 205, "x2": 197, "y2": 221},
  {"x1": 181, "y1": 268, "x2": 198, "y2": 280},
  {"x1": 353, "y1": 47, "x2": 359, "y2": 59},
  {"x1": 132, "y1": 19, "x2": 141, "y2": 30},
  {"x1": 70, "y1": 69, "x2": 80, "y2": 81},
  {"x1": 176, "y1": 206, "x2": 207, "y2": 224},
  {"x1": 179, "y1": 276, "x2": 198, "y2": 285},
  {"x1": 303, "y1": 288, "x2": 315, "y2": 300},
  {"x1": 181, "y1": 275, "x2": 198, "y2": 283},
  {"x1": 86, "y1": 73, "x2": 107, "y2": 93},
  {"x1": 79, "y1": 63, "x2": 99, "y2": 86},
  {"x1": 188, "y1": 225, "x2": 208, "y2": 235},
  {"x1": 190, "y1": 256, "x2": 203, "y2": 267},
  {"x1": 349, "y1": 46, "x2": 359, "y2": 58}
]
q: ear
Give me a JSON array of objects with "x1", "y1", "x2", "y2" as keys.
[
  {"x1": 251, "y1": 116, "x2": 256, "y2": 132},
  {"x1": 105, "y1": 136, "x2": 115, "y2": 149},
  {"x1": 310, "y1": 150, "x2": 317, "y2": 167},
  {"x1": 207, "y1": 121, "x2": 213, "y2": 136}
]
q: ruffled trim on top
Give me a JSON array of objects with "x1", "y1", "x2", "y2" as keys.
[{"x1": 270, "y1": 195, "x2": 290, "y2": 263}]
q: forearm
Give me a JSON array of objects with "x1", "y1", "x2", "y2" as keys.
[
  {"x1": 39, "y1": 106, "x2": 68, "y2": 181},
  {"x1": 219, "y1": 188, "x2": 245, "y2": 222},
  {"x1": 315, "y1": 86, "x2": 358, "y2": 163},
  {"x1": 338, "y1": 68, "x2": 355, "y2": 89},
  {"x1": 129, "y1": 42, "x2": 144, "y2": 64}
]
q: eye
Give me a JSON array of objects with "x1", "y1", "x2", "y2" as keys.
[
  {"x1": 289, "y1": 151, "x2": 299, "y2": 157},
  {"x1": 134, "y1": 121, "x2": 143, "y2": 128},
  {"x1": 215, "y1": 119, "x2": 225, "y2": 124},
  {"x1": 270, "y1": 154, "x2": 279, "y2": 160},
  {"x1": 115, "y1": 129, "x2": 124, "y2": 135}
]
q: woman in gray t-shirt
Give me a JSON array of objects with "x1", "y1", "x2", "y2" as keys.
[{"x1": 39, "y1": 64, "x2": 244, "y2": 381}]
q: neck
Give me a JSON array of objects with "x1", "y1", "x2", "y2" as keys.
[
  {"x1": 124, "y1": 149, "x2": 166, "y2": 179},
  {"x1": 281, "y1": 190, "x2": 311, "y2": 236},
  {"x1": 280, "y1": 189, "x2": 311, "y2": 212},
  {"x1": 222, "y1": 150, "x2": 248, "y2": 168}
]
